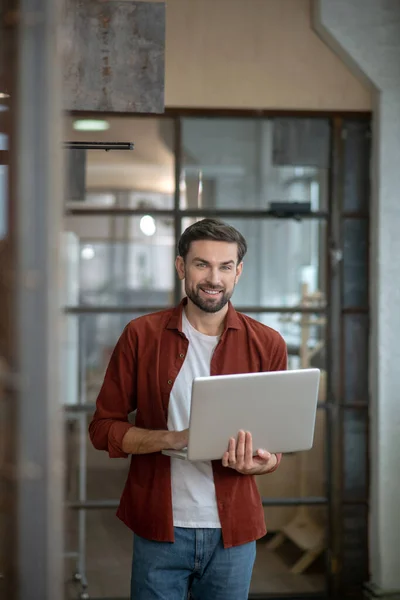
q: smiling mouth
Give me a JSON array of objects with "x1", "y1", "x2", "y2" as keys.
[{"x1": 200, "y1": 288, "x2": 223, "y2": 297}]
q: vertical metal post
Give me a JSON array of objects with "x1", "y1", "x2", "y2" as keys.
[
  {"x1": 16, "y1": 0, "x2": 64, "y2": 598},
  {"x1": 326, "y1": 116, "x2": 345, "y2": 597},
  {"x1": 174, "y1": 115, "x2": 182, "y2": 306},
  {"x1": 77, "y1": 412, "x2": 88, "y2": 594},
  {"x1": 76, "y1": 319, "x2": 88, "y2": 593}
]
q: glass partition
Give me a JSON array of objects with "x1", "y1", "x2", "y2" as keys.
[
  {"x1": 63, "y1": 112, "x2": 370, "y2": 600},
  {"x1": 180, "y1": 117, "x2": 329, "y2": 211}
]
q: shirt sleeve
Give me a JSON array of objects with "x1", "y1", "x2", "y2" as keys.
[
  {"x1": 270, "y1": 333, "x2": 288, "y2": 372},
  {"x1": 88, "y1": 324, "x2": 137, "y2": 458}
]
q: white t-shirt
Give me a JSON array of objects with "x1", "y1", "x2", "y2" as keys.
[{"x1": 167, "y1": 311, "x2": 221, "y2": 528}]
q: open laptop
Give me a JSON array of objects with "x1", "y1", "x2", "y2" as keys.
[{"x1": 162, "y1": 368, "x2": 320, "y2": 462}]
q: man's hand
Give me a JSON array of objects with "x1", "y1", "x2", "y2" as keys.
[
  {"x1": 222, "y1": 430, "x2": 277, "y2": 475},
  {"x1": 168, "y1": 428, "x2": 189, "y2": 450}
]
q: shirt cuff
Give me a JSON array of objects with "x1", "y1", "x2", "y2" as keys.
[{"x1": 108, "y1": 421, "x2": 133, "y2": 458}]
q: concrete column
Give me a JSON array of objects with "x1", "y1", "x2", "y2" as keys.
[
  {"x1": 314, "y1": 1, "x2": 400, "y2": 596},
  {"x1": 16, "y1": 0, "x2": 65, "y2": 598}
]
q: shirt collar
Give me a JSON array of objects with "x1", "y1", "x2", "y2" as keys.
[{"x1": 166, "y1": 297, "x2": 242, "y2": 333}]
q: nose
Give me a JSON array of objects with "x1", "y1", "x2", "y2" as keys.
[{"x1": 208, "y1": 267, "x2": 221, "y2": 287}]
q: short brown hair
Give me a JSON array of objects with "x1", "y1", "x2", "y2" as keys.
[{"x1": 178, "y1": 218, "x2": 247, "y2": 263}]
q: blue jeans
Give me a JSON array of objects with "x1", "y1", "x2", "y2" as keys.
[{"x1": 131, "y1": 527, "x2": 256, "y2": 600}]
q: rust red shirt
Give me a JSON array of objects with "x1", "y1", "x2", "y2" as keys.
[{"x1": 89, "y1": 299, "x2": 287, "y2": 548}]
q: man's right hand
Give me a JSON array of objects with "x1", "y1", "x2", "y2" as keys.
[{"x1": 168, "y1": 428, "x2": 189, "y2": 450}]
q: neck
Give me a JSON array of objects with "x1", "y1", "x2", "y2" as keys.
[{"x1": 184, "y1": 299, "x2": 228, "y2": 336}]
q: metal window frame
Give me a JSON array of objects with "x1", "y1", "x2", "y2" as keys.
[{"x1": 63, "y1": 109, "x2": 371, "y2": 600}]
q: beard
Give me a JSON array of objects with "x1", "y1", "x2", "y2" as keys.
[{"x1": 185, "y1": 282, "x2": 234, "y2": 314}]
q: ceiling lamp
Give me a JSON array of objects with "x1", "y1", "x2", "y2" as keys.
[
  {"x1": 81, "y1": 245, "x2": 95, "y2": 260},
  {"x1": 140, "y1": 215, "x2": 156, "y2": 237},
  {"x1": 73, "y1": 119, "x2": 110, "y2": 132}
]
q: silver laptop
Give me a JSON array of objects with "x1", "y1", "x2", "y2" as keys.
[{"x1": 162, "y1": 368, "x2": 320, "y2": 462}]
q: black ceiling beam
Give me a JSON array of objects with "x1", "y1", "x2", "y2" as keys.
[{"x1": 64, "y1": 141, "x2": 134, "y2": 151}]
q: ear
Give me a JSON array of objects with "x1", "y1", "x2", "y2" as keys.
[
  {"x1": 175, "y1": 255, "x2": 185, "y2": 280},
  {"x1": 235, "y1": 261, "x2": 243, "y2": 284}
]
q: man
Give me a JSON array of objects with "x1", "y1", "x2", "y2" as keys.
[{"x1": 89, "y1": 218, "x2": 287, "y2": 600}]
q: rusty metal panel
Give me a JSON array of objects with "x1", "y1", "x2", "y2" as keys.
[{"x1": 64, "y1": 1, "x2": 165, "y2": 113}]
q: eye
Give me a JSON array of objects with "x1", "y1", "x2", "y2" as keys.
[
  {"x1": 221, "y1": 265, "x2": 232, "y2": 271},
  {"x1": 196, "y1": 262, "x2": 207, "y2": 268}
]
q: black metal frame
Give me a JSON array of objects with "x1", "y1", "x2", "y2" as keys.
[
  {"x1": 64, "y1": 141, "x2": 134, "y2": 151},
  {"x1": 64, "y1": 108, "x2": 371, "y2": 600},
  {"x1": 330, "y1": 118, "x2": 371, "y2": 597},
  {"x1": 325, "y1": 116, "x2": 344, "y2": 598}
]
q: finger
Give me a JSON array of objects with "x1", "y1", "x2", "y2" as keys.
[
  {"x1": 236, "y1": 430, "x2": 245, "y2": 469},
  {"x1": 228, "y1": 437, "x2": 236, "y2": 466},
  {"x1": 243, "y1": 431, "x2": 253, "y2": 469},
  {"x1": 222, "y1": 451, "x2": 229, "y2": 467},
  {"x1": 253, "y1": 452, "x2": 275, "y2": 472},
  {"x1": 257, "y1": 449, "x2": 271, "y2": 461}
]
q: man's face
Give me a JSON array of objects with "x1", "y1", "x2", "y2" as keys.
[{"x1": 176, "y1": 240, "x2": 243, "y2": 314}]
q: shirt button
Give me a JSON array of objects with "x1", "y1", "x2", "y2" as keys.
[
  {"x1": 179, "y1": 353, "x2": 185, "y2": 358},
  {"x1": 168, "y1": 379, "x2": 173, "y2": 385}
]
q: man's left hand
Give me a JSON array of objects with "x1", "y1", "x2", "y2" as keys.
[{"x1": 222, "y1": 430, "x2": 277, "y2": 475}]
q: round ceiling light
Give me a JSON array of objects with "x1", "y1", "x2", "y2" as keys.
[
  {"x1": 81, "y1": 245, "x2": 95, "y2": 260},
  {"x1": 140, "y1": 215, "x2": 156, "y2": 237},
  {"x1": 73, "y1": 119, "x2": 110, "y2": 132}
]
